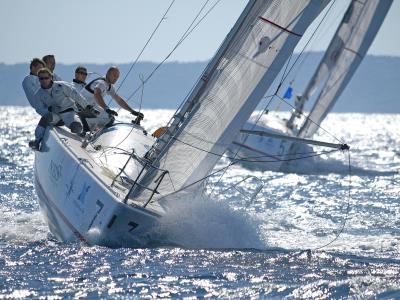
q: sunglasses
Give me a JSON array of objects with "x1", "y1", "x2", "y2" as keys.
[
  {"x1": 39, "y1": 77, "x2": 51, "y2": 81},
  {"x1": 77, "y1": 71, "x2": 87, "y2": 75}
]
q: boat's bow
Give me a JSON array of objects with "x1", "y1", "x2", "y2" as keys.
[{"x1": 34, "y1": 123, "x2": 166, "y2": 246}]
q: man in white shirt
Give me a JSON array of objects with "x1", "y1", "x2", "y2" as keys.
[
  {"x1": 43, "y1": 54, "x2": 62, "y2": 81},
  {"x1": 22, "y1": 58, "x2": 46, "y2": 113},
  {"x1": 81, "y1": 66, "x2": 143, "y2": 130},
  {"x1": 72, "y1": 66, "x2": 87, "y2": 92}
]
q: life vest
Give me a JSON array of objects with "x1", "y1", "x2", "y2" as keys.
[
  {"x1": 152, "y1": 127, "x2": 167, "y2": 138},
  {"x1": 84, "y1": 77, "x2": 111, "y2": 94}
]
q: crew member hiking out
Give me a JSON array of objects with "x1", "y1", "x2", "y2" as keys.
[
  {"x1": 22, "y1": 58, "x2": 46, "y2": 113},
  {"x1": 28, "y1": 68, "x2": 95, "y2": 150},
  {"x1": 81, "y1": 66, "x2": 144, "y2": 130}
]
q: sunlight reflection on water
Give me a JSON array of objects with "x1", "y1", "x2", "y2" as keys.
[{"x1": 0, "y1": 107, "x2": 400, "y2": 298}]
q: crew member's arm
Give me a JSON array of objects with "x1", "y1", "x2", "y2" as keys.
[
  {"x1": 23, "y1": 77, "x2": 46, "y2": 115},
  {"x1": 33, "y1": 89, "x2": 50, "y2": 117},
  {"x1": 111, "y1": 94, "x2": 135, "y2": 113},
  {"x1": 22, "y1": 77, "x2": 36, "y2": 105},
  {"x1": 61, "y1": 83, "x2": 90, "y2": 108}
]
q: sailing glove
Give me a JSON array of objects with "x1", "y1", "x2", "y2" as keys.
[
  {"x1": 131, "y1": 110, "x2": 144, "y2": 125},
  {"x1": 105, "y1": 107, "x2": 118, "y2": 117},
  {"x1": 131, "y1": 110, "x2": 144, "y2": 120},
  {"x1": 85, "y1": 105, "x2": 100, "y2": 116}
]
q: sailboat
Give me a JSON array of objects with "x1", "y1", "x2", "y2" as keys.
[
  {"x1": 229, "y1": 0, "x2": 392, "y2": 172},
  {"x1": 34, "y1": 0, "x2": 330, "y2": 246}
]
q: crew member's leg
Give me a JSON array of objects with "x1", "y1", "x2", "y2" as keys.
[
  {"x1": 60, "y1": 111, "x2": 83, "y2": 134},
  {"x1": 29, "y1": 113, "x2": 60, "y2": 150}
]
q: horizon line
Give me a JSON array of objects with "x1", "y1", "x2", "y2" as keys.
[{"x1": 1, "y1": 52, "x2": 399, "y2": 66}]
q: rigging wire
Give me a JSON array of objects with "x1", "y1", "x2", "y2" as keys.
[
  {"x1": 116, "y1": 4, "x2": 352, "y2": 251},
  {"x1": 124, "y1": 0, "x2": 221, "y2": 103},
  {"x1": 110, "y1": 0, "x2": 351, "y2": 252},
  {"x1": 116, "y1": 0, "x2": 177, "y2": 93},
  {"x1": 286, "y1": 0, "x2": 346, "y2": 81},
  {"x1": 112, "y1": 1, "x2": 228, "y2": 174},
  {"x1": 97, "y1": 0, "x2": 222, "y2": 151},
  {"x1": 253, "y1": 0, "x2": 338, "y2": 128},
  {"x1": 277, "y1": 0, "x2": 337, "y2": 90},
  {"x1": 162, "y1": 148, "x2": 341, "y2": 198},
  {"x1": 238, "y1": 0, "x2": 337, "y2": 120},
  {"x1": 172, "y1": 135, "x2": 339, "y2": 162},
  {"x1": 138, "y1": 74, "x2": 145, "y2": 112},
  {"x1": 274, "y1": 93, "x2": 343, "y2": 144}
]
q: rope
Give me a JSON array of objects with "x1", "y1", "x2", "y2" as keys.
[
  {"x1": 294, "y1": 149, "x2": 352, "y2": 258},
  {"x1": 313, "y1": 150, "x2": 352, "y2": 250}
]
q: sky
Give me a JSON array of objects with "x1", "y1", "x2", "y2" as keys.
[{"x1": 1, "y1": 0, "x2": 399, "y2": 65}]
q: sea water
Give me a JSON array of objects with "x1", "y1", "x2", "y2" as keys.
[{"x1": 0, "y1": 106, "x2": 399, "y2": 298}]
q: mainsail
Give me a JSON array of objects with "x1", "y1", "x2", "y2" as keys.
[
  {"x1": 131, "y1": 0, "x2": 330, "y2": 203},
  {"x1": 297, "y1": 0, "x2": 392, "y2": 139}
]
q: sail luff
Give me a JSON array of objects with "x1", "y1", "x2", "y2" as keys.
[
  {"x1": 149, "y1": 0, "x2": 259, "y2": 162},
  {"x1": 131, "y1": 0, "x2": 331, "y2": 203},
  {"x1": 297, "y1": 0, "x2": 393, "y2": 139}
]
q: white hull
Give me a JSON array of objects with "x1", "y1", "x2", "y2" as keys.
[
  {"x1": 228, "y1": 115, "x2": 312, "y2": 172},
  {"x1": 34, "y1": 124, "x2": 165, "y2": 247}
]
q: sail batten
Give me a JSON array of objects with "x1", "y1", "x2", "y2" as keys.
[{"x1": 131, "y1": 0, "x2": 330, "y2": 203}]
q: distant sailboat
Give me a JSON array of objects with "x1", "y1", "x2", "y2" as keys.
[
  {"x1": 230, "y1": 0, "x2": 392, "y2": 172},
  {"x1": 33, "y1": 0, "x2": 329, "y2": 246}
]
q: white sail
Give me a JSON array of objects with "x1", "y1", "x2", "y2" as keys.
[
  {"x1": 298, "y1": 0, "x2": 392, "y2": 138},
  {"x1": 131, "y1": 0, "x2": 330, "y2": 203}
]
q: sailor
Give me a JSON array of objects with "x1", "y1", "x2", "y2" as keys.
[
  {"x1": 22, "y1": 58, "x2": 46, "y2": 113},
  {"x1": 42, "y1": 54, "x2": 62, "y2": 81},
  {"x1": 72, "y1": 66, "x2": 88, "y2": 92},
  {"x1": 28, "y1": 68, "x2": 93, "y2": 150},
  {"x1": 81, "y1": 66, "x2": 144, "y2": 130}
]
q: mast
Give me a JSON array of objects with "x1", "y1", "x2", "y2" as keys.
[
  {"x1": 131, "y1": 0, "x2": 331, "y2": 203},
  {"x1": 146, "y1": 0, "x2": 259, "y2": 162},
  {"x1": 297, "y1": 0, "x2": 393, "y2": 139}
]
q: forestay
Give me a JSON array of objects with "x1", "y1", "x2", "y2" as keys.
[
  {"x1": 298, "y1": 0, "x2": 393, "y2": 139},
  {"x1": 131, "y1": 0, "x2": 330, "y2": 204}
]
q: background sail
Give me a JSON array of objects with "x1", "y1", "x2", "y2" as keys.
[
  {"x1": 298, "y1": 0, "x2": 393, "y2": 139},
  {"x1": 132, "y1": 0, "x2": 330, "y2": 203}
]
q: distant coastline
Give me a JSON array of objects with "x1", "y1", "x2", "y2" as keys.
[{"x1": 2, "y1": 52, "x2": 399, "y2": 113}]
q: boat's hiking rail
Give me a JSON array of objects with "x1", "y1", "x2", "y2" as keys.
[
  {"x1": 125, "y1": 160, "x2": 168, "y2": 208},
  {"x1": 108, "y1": 148, "x2": 169, "y2": 208}
]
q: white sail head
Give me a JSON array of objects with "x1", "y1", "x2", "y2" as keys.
[{"x1": 130, "y1": 0, "x2": 331, "y2": 204}]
